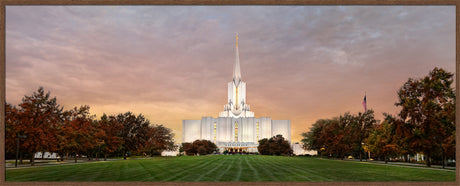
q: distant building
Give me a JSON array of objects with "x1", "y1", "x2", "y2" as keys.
[
  {"x1": 182, "y1": 34, "x2": 291, "y2": 153},
  {"x1": 291, "y1": 142, "x2": 317, "y2": 156},
  {"x1": 161, "y1": 150, "x2": 179, "y2": 157},
  {"x1": 34, "y1": 152, "x2": 58, "y2": 159}
]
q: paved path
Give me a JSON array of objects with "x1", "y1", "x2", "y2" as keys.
[
  {"x1": 5, "y1": 158, "x2": 147, "y2": 169},
  {"x1": 343, "y1": 158, "x2": 456, "y2": 171}
]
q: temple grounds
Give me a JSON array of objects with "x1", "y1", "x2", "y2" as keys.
[{"x1": 6, "y1": 155, "x2": 455, "y2": 182}]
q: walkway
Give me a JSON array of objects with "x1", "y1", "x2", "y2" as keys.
[
  {"x1": 343, "y1": 158, "x2": 456, "y2": 172},
  {"x1": 5, "y1": 158, "x2": 136, "y2": 169}
]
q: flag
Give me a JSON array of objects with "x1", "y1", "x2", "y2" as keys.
[{"x1": 362, "y1": 95, "x2": 367, "y2": 112}]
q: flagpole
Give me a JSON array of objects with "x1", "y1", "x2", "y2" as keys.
[{"x1": 362, "y1": 91, "x2": 367, "y2": 113}]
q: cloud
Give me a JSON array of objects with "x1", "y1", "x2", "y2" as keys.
[{"x1": 6, "y1": 6, "x2": 455, "y2": 142}]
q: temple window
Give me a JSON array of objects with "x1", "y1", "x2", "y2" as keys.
[{"x1": 235, "y1": 122, "x2": 238, "y2": 142}]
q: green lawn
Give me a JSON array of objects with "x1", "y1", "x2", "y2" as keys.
[{"x1": 5, "y1": 155, "x2": 456, "y2": 182}]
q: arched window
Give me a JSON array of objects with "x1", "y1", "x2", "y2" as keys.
[
  {"x1": 235, "y1": 122, "x2": 238, "y2": 142},
  {"x1": 256, "y1": 123, "x2": 259, "y2": 141},
  {"x1": 213, "y1": 123, "x2": 217, "y2": 142}
]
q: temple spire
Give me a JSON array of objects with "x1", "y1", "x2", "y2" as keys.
[{"x1": 233, "y1": 33, "x2": 241, "y2": 86}]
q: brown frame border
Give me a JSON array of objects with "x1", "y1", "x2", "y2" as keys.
[{"x1": 0, "y1": 1, "x2": 458, "y2": 186}]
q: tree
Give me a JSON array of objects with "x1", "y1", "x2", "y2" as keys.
[
  {"x1": 5, "y1": 102, "x2": 20, "y2": 160},
  {"x1": 257, "y1": 138, "x2": 270, "y2": 155},
  {"x1": 182, "y1": 140, "x2": 217, "y2": 155},
  {"x1": 258, "y1": 135, "x2": 292, "y2": 156},
  {"x1": 16, "y1": 87, "x2": 64, "y2": 166},
  {"x1": 349, "y1": 110, "x2": 377, "y2": 161},
  {"x1": 5, "y1": 103, "x2": 16, "y2": 154},
  {"x1": 96, "y1": 114, "x2": 122, "y2": 160},
  {"x1": 116, "y1": 112, "x2": 152, "y2": 158},
  {"x1": 181, "y1": 142, "x2": 194, "y2": 155},
  {"x1": 301, "y1": 119, "x2": 328, "y2": 153},
  {"x1": 61, "y1": 105, "x2": 96, "y2": 163},
  {"x1": 394, "y1": 67, "x2": 455, "y2": 167},
  {"x1": 302, "y1": 111, "x2": 377, "y2": 160},
  {"x1": 143, "y1": 124, "x2": 176, "y2": 155},
  {"x1": 366, "y1": 120, "x2": 398, "y2": 163},
  {"x1": 383, "y1": 113, "x2": 415, "y2": 162},
  {"x1": 301, "y1": 118, "x2": 345, "y2": 158}
]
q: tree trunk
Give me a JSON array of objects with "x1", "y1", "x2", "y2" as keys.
[
  {"x1": 30, "y1": 153, "x2": 35, "y2": 166},
  {"x1": 66, "y1": 152, "x2": 69, "y2": 160},
  {"x1": 19, "y1": 151, "x2": 23, "y2": 164},
  {"x1": 360, "y1": 153, "x2": 362, "y2": 162},
  {"x1": 426, "y1": 154, "x2": 431, "y2": 167},
  {"x1": 104, "y1": 153, "x2": 107, "y2": 161},
  {"x1": 442, "y1": 147, "x2": 445, "y2": 168},
  {"x1": 384, "y1": 155, "x2": 388, "y2": 164},
  {"x1": 75, "y1": 153, "x2": 78, "y2": 163}
]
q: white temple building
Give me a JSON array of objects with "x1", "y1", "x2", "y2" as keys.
[{"x1": 183, "y1": 34, "x2": 291, "y2": 153}]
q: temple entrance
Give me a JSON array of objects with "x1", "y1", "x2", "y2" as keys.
[{"x1": 226, "y1": 147, "x2": 248, "y2": 153}]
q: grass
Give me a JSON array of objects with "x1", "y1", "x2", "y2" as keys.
[{"x1": 5, "y1": 155, "x2": 456, "y2": 182}]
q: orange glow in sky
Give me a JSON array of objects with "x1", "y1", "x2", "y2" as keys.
[{"x1": 5, "y1": 6, "x2": 455, "y2": 143}]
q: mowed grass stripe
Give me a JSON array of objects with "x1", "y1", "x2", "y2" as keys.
[
  {"x1": 163, "y1": 156, "x2": 220, "y2": 181},
  {"x1": 265, "y1": 157, "x2": 315, "y2": 181},
  {"x1": 96, "y1": 162, "x2": 121, "y2": 181},
  {"x1": 248, "y1": 156, "x2": 280, "y2": 181},
  {"x1": 214, "y1": 155, "x2": 238, "y2": 181},
  {"x1": 287, "y1": 158, "x2": 334, "y2": 181},
  {"x1": 193, "y1": 156, "x2": 229, "y2": 181},
  {"x1": 232, "y1": 156, "x2": 243, "y2": 181},
  {"x1": 175, "y1": 156, "x2": 220, "y2": 181},
  {"x1": 255, "y1": 156, "x2": 305, "y2": 181},
  {"x1": 147, "y1": 157, "x2": 187, "y2": 181},
  {"x1": 6, "y1": 156, "x2": 456, "y2": 182},
  {"x1": 263, "y1": 156, "x2": 330, "y2": 181},
  {"x1": 243, "y1": 156, "x2": 260, "y2": 181}
]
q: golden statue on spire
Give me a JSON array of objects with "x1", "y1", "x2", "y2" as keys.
[{"x1": 236, "y1": 32, "x2": 239, "y2": 47}]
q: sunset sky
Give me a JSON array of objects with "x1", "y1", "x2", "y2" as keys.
[{"x1": 5, "y1": 6, "x2": 455, "y2": 143}]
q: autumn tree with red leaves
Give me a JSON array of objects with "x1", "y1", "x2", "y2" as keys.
[
  {"x1": 393, "y1": 67, "x2": 455, "y2": 167},
  {"x1": 6, "y1": 87, "x2": 178, "y2": 162},
  {"x1": 97, "y1": 114, "x2": 122, "y2": 160},
  {"x1": 15, "y1": 87, "x2": 64, "y2": 166},
  {"x1": 143, "y1": 124, "x2": 177, "y2": 155},
  {"x1": 5, "y1": 102, "x2": 21, "y2": 161}
]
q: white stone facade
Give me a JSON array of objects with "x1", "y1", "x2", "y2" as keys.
[
  {"x1": 183, "y1": 117, "x2": 291, "y2": 153},
  {"x1": 183, "y1": 34, "x2": 290, "y2": 153}
]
